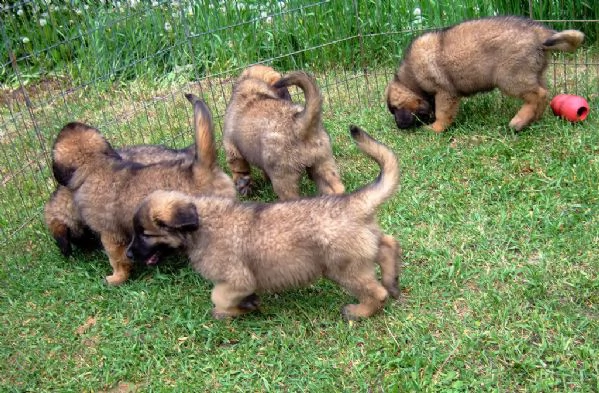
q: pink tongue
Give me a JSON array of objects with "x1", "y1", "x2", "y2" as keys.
[{"x1": 146, "y1": 254, "x2": 159, "y2": 265}]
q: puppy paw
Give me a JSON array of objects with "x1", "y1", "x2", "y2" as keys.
[
  {"x1": 508, "y1": 116, "x2": 528, "y2": 131},
  {"x1": 212, "y1": 307, "x2": 248, "y2": 320},
  {"x1": 426, "y1": 121, "x2": 447, "y2": 133},
  {"x1": 341, "y1": 305, "x2": 363, "y2": 322},
  {"x1": 104, "y1": 274, "x2": 128, "y2": 286},
  {"x1": 235, "y1": 176, "x2": 252, "y2": 196},
  {"x1": 238, "y1": 293, "x2": 260, "y2": 311},
  {"x1": 387, "y1": 285, "x2": 400, "y2": 300}
]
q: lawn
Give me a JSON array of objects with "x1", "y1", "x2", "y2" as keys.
[
  {"x1": 0, "y1": 70, "x2": 597, "y2": 391},
  {"x1": 1, "y1": 1, "x2": 598, "y2": 391}
]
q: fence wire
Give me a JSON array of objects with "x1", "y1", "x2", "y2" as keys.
[{"x1": 0, "y1": 1, "x2": 597, "y2": 244}]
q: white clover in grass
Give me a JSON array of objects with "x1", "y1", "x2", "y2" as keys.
[
  {"x1": 39, "y1": 18, "x2": 47, "y2": 27},
  {"x1": 152, "y1": 1, "x2": 159, "y2": 7},
  {"x1": 128, "y1": 0, "x2": 139, "y2": 8},
  {"x1": 84, "y1": 4, "x2": 89, "y2": 10},
  {"x1": 75, "y1": 8, "x2": 82, "y2": 15},
  {"x1": 164, "y1": 21, "x2": 172, "y2": 31},
  {"x1": 171, "y1": 0, "x2": 180, "y2": 8},
  {"x1": 260, "y1": 11, "x2": 267, "y2": 18},
  {"x1": 278, "y1": 1, "x2": 286, "y2": 9},
  {"x1": 265, "y1": 16, "x2": 272, "y2": 24},
  {"x1": 413, "y1": 7, "x2": 421, "y2": 16},
  {"x1": 17, "y1": 8, "x2": 24, "y2": 16},
  {"x1": 21, "y1": 37, "x2": 30, "y2": 44}
]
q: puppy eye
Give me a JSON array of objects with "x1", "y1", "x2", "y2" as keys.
[{"x1": 141, "y1": 233, "x2": 157, "y2": 239}]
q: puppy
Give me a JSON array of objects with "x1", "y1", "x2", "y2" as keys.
[
  {"x1": 223, "y1": 67, "x2": 345, "y2": 200},
  {"x1": 127, "y1": 125, "x2": 401, "y2": 320},
  {"x1": 51, "y1": 94, "x2": 236, "y2": 285},
  {"x1": 45, "y1": 144, "x2": 195, "y2": 256},
  {"x1": 385, "y1": 16, "x2": 585, "y2": 132}
]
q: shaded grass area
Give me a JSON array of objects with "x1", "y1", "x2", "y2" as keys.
[{"x1": 1, "y1": 76, "x2": 598, "y2": 391}]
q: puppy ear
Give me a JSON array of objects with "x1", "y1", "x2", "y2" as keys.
[{"x1": 155, "y1": 201, "x2": 199, "y2": 232}]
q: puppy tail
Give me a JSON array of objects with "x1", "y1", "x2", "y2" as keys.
[
  {"x1": 349, "y1": 125, "x2": 399, "y2": 210},
  {"x1": 543, "y1": 30, "x2": 584, "y2": 52},
  {"x1": 185, "y1": 93, "x2": 216, "y2": 170},
  {"x1": 273, "y1": 71, "x2": 322, "y2": 138}
]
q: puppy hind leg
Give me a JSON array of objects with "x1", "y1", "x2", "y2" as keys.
[
  {"x1": 224, "y1": 142, "x2": 252, "y2": 196},
  {"x1": 377, "y1": 234, "x2": 401, "y2": 299},
  {"x1": 508, "y1": 86, "x2": 548, "y2": 131},
  {"x1": 211, "y1": 282, "x2": 257, "y2": 319},
  {"x1": 270, "y1": 174, "x2": 301, "y2": 201},
  {"x1": 330, "y1": 268, "x2": 389, "y2": 320}
]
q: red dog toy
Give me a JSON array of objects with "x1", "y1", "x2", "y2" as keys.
[{"x1": 550, "y1": 94, "x2": 590, "y2": 122}]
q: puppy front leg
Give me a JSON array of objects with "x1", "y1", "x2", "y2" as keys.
[
  {"x1": 101, "y1": 234, "x2": 132, "y2": 286},
  {"x1": 211, "y1": 282, "x2": 257, "y2": 319},
  {"x1": 428, "y1": 92, "x2": 460, "y2": 133}
]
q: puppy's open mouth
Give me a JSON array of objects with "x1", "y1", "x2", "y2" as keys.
[{"x1": 145, "y1": 253, "x2": 160, "y2": 266}]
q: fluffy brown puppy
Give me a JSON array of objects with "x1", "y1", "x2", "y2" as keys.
[
  {"x1": 385, "y1": 16, "x2": 585, "y2": 132},
  {"x1": 45, "y1": 144, "x2": 195, "y2": 256},
  {"x1": 51, "y1": 95, "x2": 235, "y2": 285},
  {"x1": 223, "y1": 67, "x2": 345, "y2": 199},
  {"x1": 127, "y1": 125, "x2": 401, "y2": 320}
]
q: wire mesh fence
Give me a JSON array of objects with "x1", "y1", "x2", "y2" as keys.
[{"x1": 1, "y1": 0, "x2": 597, "y2": 245}]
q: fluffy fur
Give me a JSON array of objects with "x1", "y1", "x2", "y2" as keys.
[
  {"x1": 385, "y1": 16, "x2": 585, "y2": 132},
  {"x1": 223, "y1": 66, "x2": 345, "y2": 199},
  {"x1": 45, "y1": 144, "x2": 194, "y2": 256},
  {"x1": 127, "y1": 125, "x2": 401, "y2": 320},
  {"x1": 51, "y1": 95, "x2": 235, "y2": 285}
]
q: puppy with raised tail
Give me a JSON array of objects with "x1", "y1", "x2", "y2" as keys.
[
  {"x1": 127, "y1": 125, "x2": 401, "y2": 320},
  {"x1": 51, "y1": 95, "x2": 235, "y2": 285},
  {"x1": 223, "y1": 67, "x2": 345, "y2": 199}
]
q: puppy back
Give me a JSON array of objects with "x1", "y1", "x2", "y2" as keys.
[{"x1": 52, "y1": 122, "x2": 117, "y2": 186}]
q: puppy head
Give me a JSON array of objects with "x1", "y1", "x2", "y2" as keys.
[
  {"x1": 126, "y1": 190, "x2": 199, "y2": 265},
  {"x1": 52, "y1": 122, "x2": 118, "y2": 186},
  {"x1": 385, "y1": 80, "x2": 434, "y2": 129},
  {"x1": 238, "y1": 64, "x2": 292, "y2": 101}
]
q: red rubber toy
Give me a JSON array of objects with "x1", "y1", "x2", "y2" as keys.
[{"x1": 550, "y1": 94, "x2": 590, "y2": 122}]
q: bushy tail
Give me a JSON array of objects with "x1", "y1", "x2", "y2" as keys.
[
  {"x1": 349, "y1": 125, "x2": 399, "y2": 211},
  {"x1": 543, "y1": 30, "x2": 584, "y2": 52},
  {"x1": 273, "y1": 71, "x2": 322, "y2": 138},
  {"x1": 185, "y1": 93, "x2": 216, "y2": 169}
]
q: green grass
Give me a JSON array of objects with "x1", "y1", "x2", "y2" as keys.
[{"x1": 1, "y1": 71, "x2": 598, "y2": 391}]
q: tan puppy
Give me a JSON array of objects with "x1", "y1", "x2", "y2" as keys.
[
  {"x1": 45, "y1": 144, "x2": 194, "y2": 256},
  {"x1": 51, "y1": 95, "x2": 235, "y2": 285},
  {"x1": 223, "y1": 67, "x2": 345, "y2": 199},
  {"x1": 127, "y1": 125, "x2": 401, "y2": 320},
  {"x1": 385, "y1": 16, "x2": 584, "y2": 132}
]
